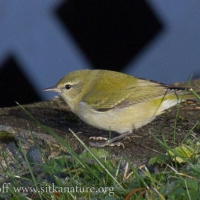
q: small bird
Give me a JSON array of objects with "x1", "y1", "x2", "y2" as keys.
[{"x1": 44, "y1": 69, "x2": 195, "y2": 147}]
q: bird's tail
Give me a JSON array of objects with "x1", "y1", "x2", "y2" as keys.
[{"x1": 167, "y1": 86, "x2": 200, "y2": 101}]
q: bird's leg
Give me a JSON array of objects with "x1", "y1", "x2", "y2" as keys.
[{"x1": 89, "y1": 131, "x2": 133, "y2": 148}]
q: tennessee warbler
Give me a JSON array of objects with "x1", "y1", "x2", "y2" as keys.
[{"x1": 44, "y1": 69, "x2": 195, "y2": 147}]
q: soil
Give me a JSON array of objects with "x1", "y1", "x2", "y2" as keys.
[{"x1": 0, "y1": 79, "x2": 199, "y2": 181}]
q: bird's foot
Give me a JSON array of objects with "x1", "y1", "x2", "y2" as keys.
[
  {"x1": 89, "y1": 136, "x2": 124, "y2": 147},
  {"x1": 89, "y1": 141, "x2": 125, "y2": 148},
  {"x1": 89, "y1": 136, "x2": 108, "y2": 141},
  {"x1": 89, "y1": 131, "x2": 133, "y2": 148}
]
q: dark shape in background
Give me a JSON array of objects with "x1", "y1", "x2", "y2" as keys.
[
  {"x1": 56, "y1": 0, "x2": 163, "y2": 71},
  {"x1": 0, "y1": 56, "x2": 41, "y2": 107},
  {"x1": 0, "y1": 1, "x2": 163, "y2": 107}
]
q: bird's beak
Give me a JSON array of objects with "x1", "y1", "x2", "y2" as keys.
[{"x1": 43, "y1": 86, "x2": 61, "y2": 93}]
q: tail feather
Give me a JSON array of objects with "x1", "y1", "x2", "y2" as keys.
[{"x1": 167, "y1": 86, "x2": 200, "y2": 101}]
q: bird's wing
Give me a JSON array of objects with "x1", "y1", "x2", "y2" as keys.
[{"x1": 82, "y1": 79, "x2": 177, "y2": 112}]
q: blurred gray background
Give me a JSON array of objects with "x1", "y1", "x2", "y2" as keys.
[{"x1": 0, "y1": 0, "x2": 200, "y2": 107}]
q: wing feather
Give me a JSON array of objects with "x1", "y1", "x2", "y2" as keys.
[{"x1": 81, "y1": 78, "x2": 177, "y2": 111}]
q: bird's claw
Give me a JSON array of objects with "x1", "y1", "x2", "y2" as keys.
[
  {"x1": 89, "y1": 141, "x2": 125, "y2": 148},
  {"x1": 89, "y1": 136, "x2": 108, "y2": 141}
]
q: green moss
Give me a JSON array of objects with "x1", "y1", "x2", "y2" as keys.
[{"x1": 0, "y1": 131, "x2": 15, "y2": 143}]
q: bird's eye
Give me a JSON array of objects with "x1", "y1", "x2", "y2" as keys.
[{"x1": 65, "y1": 84, "x2": 71, "y2": 90}]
